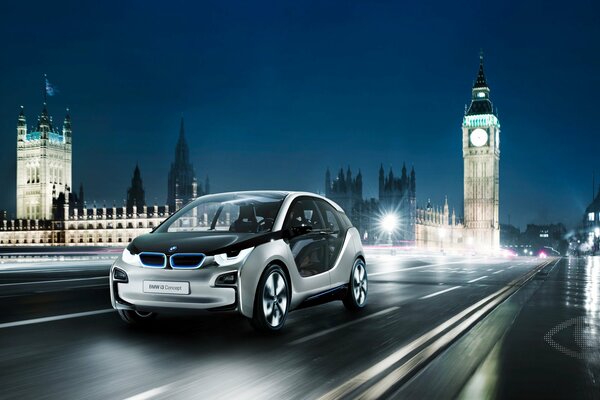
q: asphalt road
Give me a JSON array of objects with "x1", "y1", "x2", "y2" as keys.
[{"x1": 0, "y1": 251, "x2": 549, "y2": 399}]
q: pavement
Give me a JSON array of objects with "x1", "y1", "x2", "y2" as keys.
[{"x1": 0, "y1": 251, "x2": 598, "y2": 399}]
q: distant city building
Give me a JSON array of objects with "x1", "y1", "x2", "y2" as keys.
[
  {"x1": 126, "y1": 164, "x2": 146, "y2": 212},
  {"x1": 325, "y1": 164, "x2": 416, "y2": 244},
  {"x1": 0, "y1": 204, "x2": 169, "y2": 246},
  {"x1": 415, "y1": 197, "x2": 463, "y2": 250},
  {"x1": 325, "y1": 167, "x2": 363, "y2": 225},
  {"x1": 379, "y1": 164, "x2": 416, "y2": 243},
  {"x1": 523, "y1": 224, "x2": 567, "y2": 255},
  {"x1": 462, "y1": 53, "x2": 501, "y2": 251},
  {"x1": 583, "y1": 186, "x2": 600, "y2": 253},
  {"x1": 16, "y1": 103, "x2": 72, "y2": 220},
  {"x1": 167, "y1": 117, "x2": 209, "y2": 210}
]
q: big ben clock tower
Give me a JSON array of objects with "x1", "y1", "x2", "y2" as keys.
[{"x1": 463, "y1": 53, "x2": 500, "y2": 251}]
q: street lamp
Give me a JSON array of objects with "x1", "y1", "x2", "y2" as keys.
[{"x1": 379, "y1": 213, "x2": 398, "y2": 246}]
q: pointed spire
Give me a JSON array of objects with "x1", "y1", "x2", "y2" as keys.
[
  {"x1": 17, "y1": 106, "x2": 26, "y2": 127},
  {"x1": 63, "y1": 108, "x2": 71, "y2": 139},
  {"x1": 474, "y1": 50, "x2": 488, "y2": 88}
]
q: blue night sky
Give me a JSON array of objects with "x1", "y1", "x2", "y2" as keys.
[{"x1": 0, "y1": 0, "x2": 598, "y2": 230}]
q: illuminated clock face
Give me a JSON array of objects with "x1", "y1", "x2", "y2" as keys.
[{"x1": 470, "y1": 128, "x2": 488, "y2": 147}]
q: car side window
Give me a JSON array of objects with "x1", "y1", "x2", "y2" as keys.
[
  {"x1": 316, "y1": 200, "x2": 342, "y2": 233},
  {"x1": 284, "y1": 198, "x2": 324, "y2": 231}
]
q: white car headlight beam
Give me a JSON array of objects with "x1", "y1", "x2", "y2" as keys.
[
  {"x1": 214, "y1": 247, "x2": 254, "y2": 267},
  {"x1": 121, "y1": 248, "x2": 142, "y2": 267}
]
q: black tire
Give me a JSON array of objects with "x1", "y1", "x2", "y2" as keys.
[
  {"x1": 117, "y1": 309, "x2": 157, "y2": 326},
  {"x1": 343, "y1": 258, "x2": 368, "y2": 311},
  {"x1": 250, "y1": 264, "x2": 290, "y2": 332}
]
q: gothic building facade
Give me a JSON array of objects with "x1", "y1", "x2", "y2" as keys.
[
  {"x1": 325, "y1": 167, "x2": 363, "y2": 223},
  {"x1": 16, "y1": 103, "x2": 72, "y2": 220},
  {"x1": 378, "y1": 164, "x2": 416, "y2": 243},
  {"x1": 415, "y1": 197, "x2": 464, "y2": 250},
  {"x1": 325, "y1": 164, "x2": 416, "y2": 244}
]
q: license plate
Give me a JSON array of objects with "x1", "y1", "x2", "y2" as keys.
[{"x1": 143, "y1": 280, "x2": 190, "y2": 295}]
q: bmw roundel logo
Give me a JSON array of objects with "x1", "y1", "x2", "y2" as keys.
[{"x1": 169, "y1": 245, "x2": 178, "y2": 252}]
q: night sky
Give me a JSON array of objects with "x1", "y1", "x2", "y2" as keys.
[{"x1": 0, "y1": 0, "x2": 598, "y2": 230}]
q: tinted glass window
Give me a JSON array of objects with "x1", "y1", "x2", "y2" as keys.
[
  {"x1": 321, "y1": 205, "x2": 341, "y2": 233},
  {"x1": 156, "y1": 192, "x2": 285, "y2": 233},
  {"x1": 284, "y1": 198, "x2": 324, "y2": 231}
]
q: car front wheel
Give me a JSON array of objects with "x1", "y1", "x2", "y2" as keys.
[
  {"x1": 344, "y1": 258, "x2": 367, "y2": 311},
  {"x1": 251, "y1": 265, "x2": 289, "y2": 332}
]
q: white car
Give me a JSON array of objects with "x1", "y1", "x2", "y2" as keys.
[{"x1": 110, "y1": 191, "x2": 367, "y2": 332}]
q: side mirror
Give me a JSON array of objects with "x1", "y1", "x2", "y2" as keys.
[{"x1": 291, "y1": 225, "x2": 313, "y2": 237}]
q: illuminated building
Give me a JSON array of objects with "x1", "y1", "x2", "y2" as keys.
[
  {"x1": 16, "y1": 103, "x2": 72, "y2": 220},
  {"x1": 462, "y1": 53, "x2": 501, "y2": 251}
]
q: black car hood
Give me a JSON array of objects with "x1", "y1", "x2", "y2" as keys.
[{"x1": 128, "y1": 231, "x2": 284, "y2": 256}]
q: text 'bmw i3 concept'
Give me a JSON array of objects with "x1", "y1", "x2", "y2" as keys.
[{"x1": 110, "y1": 191, "x2": 367, "y2": 332}]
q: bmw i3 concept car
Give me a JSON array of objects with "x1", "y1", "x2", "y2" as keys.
[{"x1": 109, "y1": 191, "x2": 367, "y2": 331}]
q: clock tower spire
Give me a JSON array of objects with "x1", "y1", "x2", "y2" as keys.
[{"x1": 462, "y1": 52, "x2": 500, "y2": 252}]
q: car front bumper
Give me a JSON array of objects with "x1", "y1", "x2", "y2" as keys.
[{"x1": 110, "y1": 258, "x2": 240, "y2": 313}]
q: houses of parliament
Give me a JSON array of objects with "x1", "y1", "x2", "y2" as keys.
[
  {"x1": 1, "y1": 54, "x2": 500, "y2": 251},
  {"x1": 326, "y1": 54, "x2": 500, "y2": 251},
  {"x1": 0, "y1": 104, "x2": 207, "y2": 246}
]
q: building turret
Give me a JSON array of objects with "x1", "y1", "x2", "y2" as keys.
[
  {"x1": 17, "y1": 106, "x2": 27, "y2": 142},
  {"x1": 63, "y1": 108, "x2": 72, "y2": 145},
  {"x1": 401, "y1": 163, "x2": 408, "y2": 189},
  {"x1": 37, "y1": 103, "x2": 53, "y2": 139},
  {"x1": 325, "y1": 168, "x2": 331, "y2": 195},
  {"x1": 356, "y1": 169, "x2": 362, "y2": 194},
  {"x1": 410, "y1": 167, "x2": 416, "y2": 194},
  {"x1": 346, "y1": 167, "x2": 352, "y2": 191},
  {"x1": 378, "y1": 164, "x2": 385, "y2": 198}
]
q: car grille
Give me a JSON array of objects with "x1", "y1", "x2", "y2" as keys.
[
  {"x1": 139, "y1": 252, "x2": 167, "y2": 268},
  {"x1": 170, "y1": 253, "x2": 206, "y2": 269}
]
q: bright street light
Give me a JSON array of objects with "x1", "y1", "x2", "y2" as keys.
[{"x1": 380, "y1": 213, "x2": 398, "y2": 233}]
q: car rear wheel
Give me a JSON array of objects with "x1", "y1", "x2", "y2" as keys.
[
  {"x1": 117, "y1": 309, "x2": 156, "y2": 326},
  {"x1": 343, "y1": 258, "x2": 367, "y2": 311},
  {"x1": 251, "y1": 265, "x2": 289, "y2": 332}
]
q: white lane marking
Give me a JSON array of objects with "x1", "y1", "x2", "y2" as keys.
[
  {"x1": 320, "y1": 259, "x2": 556, "y2": 400},
  {"x1": 419, "y1": 286, "x2": 461, "y2": 300},
  {"x1": 486, "y1": 268, "x2": 493, "y2": 271},
  {"x1": 508, "y1": 266, "x2": 514, "y2": 269},
  {"x1": 467, "y1": 276, "x2": 488, "y2": 283},
  {"x1": 492, "y1": 269, "x2": 504, "y2": 275},
  {"x1": 0, "y1": 276, "x2": 107, "y2": 287},
  {"x1": 370, "y1": 261, "x2": 467, "y2": 276},
  {"x1": 318, "y1": 286, "x2": 513, "y2": 400},
  {"x1": 290, "y1": 306, "x2": 400, "y2": 345},
  {"x1": 0, "y1": 309, "x2": 114, "y2": 329},
  {"x1": 124, "y1": 385, "x2": 169, "y2": 400}
]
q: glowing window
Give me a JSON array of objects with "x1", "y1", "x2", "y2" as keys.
[
  {"x1": 477, "y1": 92, "x2": 485, "y2": 98},
  {"x1": 589, "y1": 212, "x2": 595, "y2": 221}
]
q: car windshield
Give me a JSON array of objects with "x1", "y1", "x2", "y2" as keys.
[{"x1": 155, "y1": 192, "x2": 287, "y2": 234}]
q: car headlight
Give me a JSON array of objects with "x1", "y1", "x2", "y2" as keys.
[
  {"x1": 214, "y1": 247, "x2": 254, "y2": 267},
  {"x1": 121, "y1": 248, "x2": 142, "y2": 267}
]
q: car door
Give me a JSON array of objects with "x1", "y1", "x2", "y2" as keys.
[
  {"x1": 314, "y1": 199, "x2": 346, "y2": 270},
  {"x1": 283, "y1": 197, "x2": 330, "y2": 292}
]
